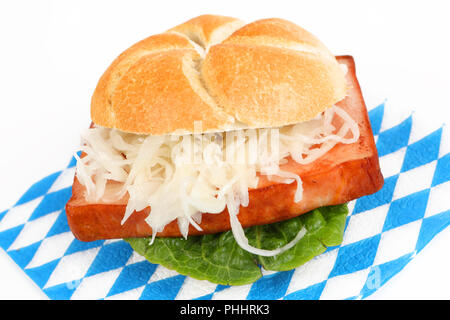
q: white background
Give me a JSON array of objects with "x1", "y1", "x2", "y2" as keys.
[{"x1": 0, "y1": 0, "x2": 449, "y2": 299}]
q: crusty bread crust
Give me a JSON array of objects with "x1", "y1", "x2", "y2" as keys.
[
  {"x1": 91, "y1": 15, "x2": 347, "y2": 135},
  {"x1": 66, "y1": 56, "x2": 383, "y2": 241}
]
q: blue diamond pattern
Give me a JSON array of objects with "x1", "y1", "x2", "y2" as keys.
[
  {"x1": 353, "y1": 175, "x2": 398, "y2": 214},
  {"x1": 415, "y1": 210, "x2": 450, "y2": 253},
  {"x1": 15, "y1": 171, "x2": 61, "y2": 206},
  {"x1": 383, "y1": 189, "x2": 430, "y2": 232},
  {"x1": 402, "y1": 128, "x2": 442, "y2": 172},
  {"x1": 215, "y1": 284, "x2": 230, "y2": 292},
  {"x1": 329, "y1": 235, "x2": 381, "y2": 277},
  {"x1": 85, "y1": 241, "x2": 134, "y2": 277},
  {"x1": 0, "y1": 224, "x2": 23, "y2": 250},
  {"x1": 376, "y1": 116, "x2": 412, "y2": 157},
  {"x1": 67, "y1": 152, "x2": 81, "y2": 168},
  {"x1": 29, "y1": 187, "x2": 72, "y2": 221},
  {"x1": 432, "y1": 154, "x2": 450, "y2": 187},
  {"x1": 46, "y1": 210, "x2": 71, "y2": 237},
  {"x1": 139, "y1": 275, "x2": 185, "y2": 300},
  {"x1": 44, "y1": 281, "x2": 80, "y2": 300},
  {"x1": 247, "y1": 270, "x2": 294, "y2": 300},
  {"x1": 360, "y1": 252, "x2": 414, "y2": 299},
  {"x1": 107, "y1": 261, "x2": 158, "y2": 297},
  {"x1": 194, "y1": 293, "x2": 214, "y2": 300},
  {"x1": 8, "y1": 241, "x2": 42, "y2": 268},
  {"x1": 284, "y1": 281, "x2": 327, "y2": 300},
  {"x1": 0, "y1": 210, "x2": 7, "y2": 223},
  {"x1": 26, "y1": 260, "x2": 60, "y2": 288},
  {"x1": 65, "y1": 238, "x2": 104, "y2": 255},
  {"x1": 368, "y1": 102, "x2": 385, "y2": 135}
]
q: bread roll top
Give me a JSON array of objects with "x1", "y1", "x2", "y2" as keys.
[{"x1": 91, "y1": 14, "x2": 347, "y2": 135}]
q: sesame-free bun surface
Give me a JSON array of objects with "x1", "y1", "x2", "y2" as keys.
[{"x1": 91, "y1": 15, "x2": 347, "y2": 135}]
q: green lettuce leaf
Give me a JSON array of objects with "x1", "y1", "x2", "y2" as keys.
[{"x1": 125, "y1": 203, "x2": 348, "y2": 285}]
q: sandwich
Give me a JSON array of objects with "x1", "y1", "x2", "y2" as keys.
[{"x1": 65, "y1": 15, "x2": 384, "y2": 285}]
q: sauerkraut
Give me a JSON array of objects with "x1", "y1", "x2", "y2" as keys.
[{"x1": 75, "y1": 105, "x2": 359, "y2": 256}]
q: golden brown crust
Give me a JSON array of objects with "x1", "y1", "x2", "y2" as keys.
[
  {"x1": 91, "y1": 33, "x2": 196, "y2": 129},
  {"x1": 167, "y1": 14, "x2": 245, "y2": 48},
  {"x1": 222, "y1": 18, "x2": 331, "y2": 52},
  {"x1": 90, "y1": 15, "x2": 347, "y2": 135},
  {"x1": 202, "y1": 44, "x2": 345, "y2": 127},
  {"x1": 66, "y1": 56, "x2": 384, "y2": 241},
  {"x1": 110, "y1": 49, "x2": 232, "y2": 134}
]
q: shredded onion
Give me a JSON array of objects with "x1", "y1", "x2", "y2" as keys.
[{"x1": 75, "y1": 105, "x2": 359, "y2": 256}]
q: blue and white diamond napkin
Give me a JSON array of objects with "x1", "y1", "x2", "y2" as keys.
[{"x1": 0, "y1": 101, "x2": 449, "y2": 300}]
